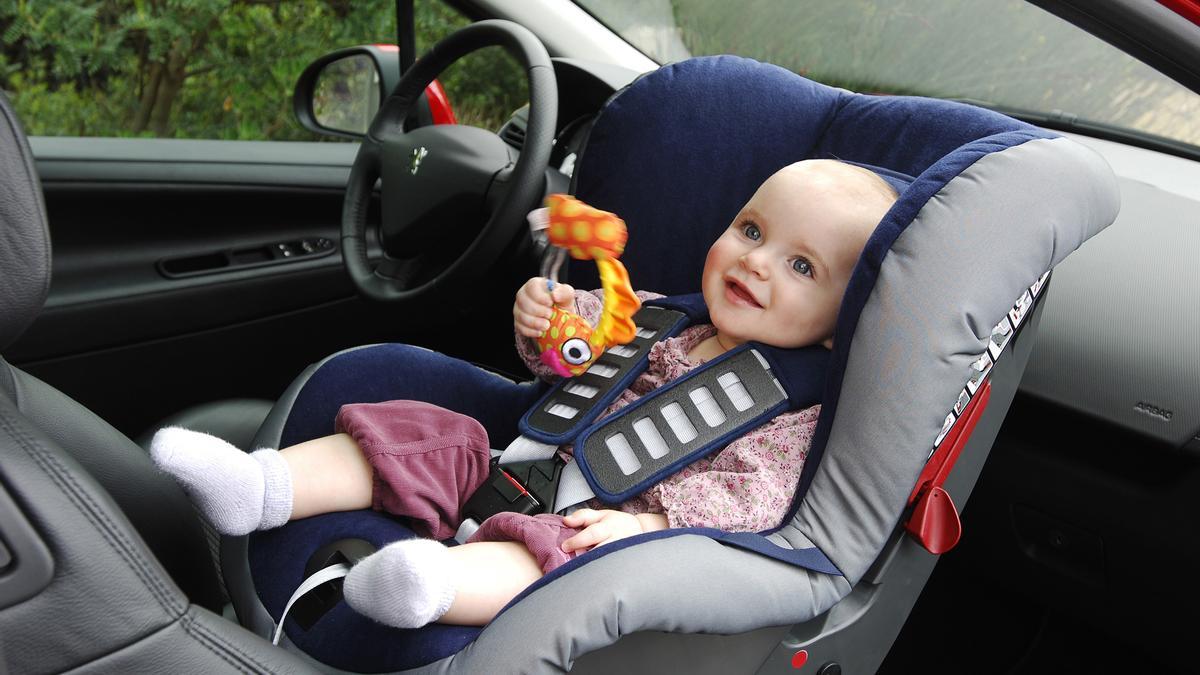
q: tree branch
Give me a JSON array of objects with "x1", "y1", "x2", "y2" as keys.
[{"x1": 184, "y1": 64, "x2": 217, "y2": 78}]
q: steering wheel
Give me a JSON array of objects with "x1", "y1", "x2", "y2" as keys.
[{"x1": 342, "y1": 20, "x2": 557, "y2": 302}]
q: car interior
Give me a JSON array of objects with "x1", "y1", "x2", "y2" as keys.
[{"x1": 1, "y1": 1, "x2": 1199, "y2": 673}]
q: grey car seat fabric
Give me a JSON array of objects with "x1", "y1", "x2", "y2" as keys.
[
  {"x1": 0, "y1": 91, "x2": 319, "y2": 672},
  {"x1": 229, "y1": 57, "x2": 1118, "y2": 674}
]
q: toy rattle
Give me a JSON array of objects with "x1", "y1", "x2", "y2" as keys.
[{"x1": 529, "y1": 194, "x2": 640, "y2": 378}]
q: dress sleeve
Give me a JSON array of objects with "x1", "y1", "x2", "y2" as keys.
[
  {"x1": 653, "y1": 405, "x2": 821, "y2": 532},
  {"x1": 514, "y1": 289, "x2": 661, "y2": 381}
]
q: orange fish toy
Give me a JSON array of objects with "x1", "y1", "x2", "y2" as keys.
[{"x1": 529, "y1": 194, "x2": 640, "y2": 378}]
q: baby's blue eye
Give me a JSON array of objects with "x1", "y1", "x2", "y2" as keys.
[
  {"x1": 741, "y1": 223, "x2": 761, "y2": 240},
  {"x1": 791, "y1": 257, "x2": 814, "y2": 277}
]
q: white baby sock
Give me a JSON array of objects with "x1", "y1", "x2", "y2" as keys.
[
  {"x1": 342, "y1": 538, "x2": 457, "y2": 629},
  {"x1": 149, "y1": 426, "x2": 293, "y2": 536}
]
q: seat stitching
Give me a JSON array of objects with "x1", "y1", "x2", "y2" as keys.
[
  {"x1": 0, "y1": 408, "x2": 184, "y2": 615},
  {"x1": 175, "y1": 613, "x2": 254, "y2": 675},
  {"x1": 181, "y1": 611, "x2": 277, "y2": 674},
  {"x1": 51, "y1": 611, "x2": 236, "y2": 674}
]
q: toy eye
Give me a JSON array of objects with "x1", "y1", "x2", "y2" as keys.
[{"x1": 560, "y1": 338, "x2": 592, "y2": 366}]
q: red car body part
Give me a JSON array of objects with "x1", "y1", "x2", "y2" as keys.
[
  {"x1": 904, "y1": 381, "x2": 992, "y2": 554},
  {"x1": 1158, "y1": 0, "x2": 1200, "y2": 27},
  {"x1": 424, "y1": 79, "x2": 457, "y2": 125}
]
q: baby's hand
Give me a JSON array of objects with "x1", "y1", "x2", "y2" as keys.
[
  {"x1": 559, "y1": 508, "x2": 644, "y2": 553},
  {"x1": 514, "y1": 277, "x2": 575, "y2": 338}
]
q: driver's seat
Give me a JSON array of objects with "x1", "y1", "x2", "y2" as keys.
[{"x1": 0, "y1": 92, "x2": 318, "y2": 672}]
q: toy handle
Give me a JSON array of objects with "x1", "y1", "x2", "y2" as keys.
[{"x1": 528, "y1": 206, "x2": 566, "y2": 289}]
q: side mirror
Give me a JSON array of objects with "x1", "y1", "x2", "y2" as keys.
[{"x1": 293, "y1": 45, "x2": 456, "y2": 139}]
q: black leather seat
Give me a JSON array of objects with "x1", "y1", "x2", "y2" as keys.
[
  {"x1": 135, "y1": 398, "x2": 275, "y2": 453},
  {"x1": 0, "y1": 92, "x2": 316, "y2": 673}
]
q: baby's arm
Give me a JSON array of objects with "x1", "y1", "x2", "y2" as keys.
[
  {"x1": 513, "y1": 287, "x2": 664, "y2": 380},
  {"x1": 559, "y1": 508, "x2": 669, "y2": 553}
]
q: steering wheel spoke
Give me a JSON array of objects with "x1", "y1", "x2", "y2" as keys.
[
  {"x1": 374, "y1": 255, "x2": 420, "y2": 284},
  {"x1": 343, "y1": 20, "x2": 557, "y2": 303}
]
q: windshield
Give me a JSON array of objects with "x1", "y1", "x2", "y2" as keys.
[{"x1": 575, "y1": 0, "x2": 1200, "y2": 151}]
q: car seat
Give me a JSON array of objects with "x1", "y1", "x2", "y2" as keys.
[{"x1": 222, "y1": 56, "x2": 1119, "y2": 673}]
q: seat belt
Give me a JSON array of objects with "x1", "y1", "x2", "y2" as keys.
[
  {"x1": 271, "y1": 563, "x2": 351, "y2": 645},
  {"x1": 457, "y1": 300, "x2": 693, "y2": 537},
  {"x1": 491, "y1": 297, "x2": 699, "y2": 472},
  {"x1": 571, "y1": 344, "x2": 808, "y2": 505}
]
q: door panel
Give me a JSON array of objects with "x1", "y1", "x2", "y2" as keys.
[{"x1": 10, "y1": 137, "x2": 535, "y2": 438}]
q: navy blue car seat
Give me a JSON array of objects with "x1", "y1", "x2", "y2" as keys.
[{"x1": 221, "y1": 56, "x2": 1118, "y2": 673}]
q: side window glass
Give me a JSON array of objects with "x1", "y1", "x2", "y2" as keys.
[{"x1": 0, "y1": 1, "x2": 526, "y2": 140}]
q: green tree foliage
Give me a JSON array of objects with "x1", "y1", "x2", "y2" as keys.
[{"x1": 1, "y1": 0, "x2": 527, "y2": 139}]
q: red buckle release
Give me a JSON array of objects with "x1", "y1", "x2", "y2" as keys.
[{"x1": 904, "y1": 381, "x2": 991, "y2": 554}]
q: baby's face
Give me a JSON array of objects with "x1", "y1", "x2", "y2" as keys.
[{"x1": 701, "y1": 162, "x2": 886, "y2": 350}]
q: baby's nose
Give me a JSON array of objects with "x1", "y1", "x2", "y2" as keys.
[{"x1": 739, "y1": 252, "x2": 769, "y2": 277}]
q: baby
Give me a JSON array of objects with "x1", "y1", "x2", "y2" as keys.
[{"x1": 151, "y1": 159, "x2": 897, "y2": 629}]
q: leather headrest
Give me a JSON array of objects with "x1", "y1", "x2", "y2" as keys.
[{"x1": 0, "y1": 93, "x2": 51, "y2": 351}]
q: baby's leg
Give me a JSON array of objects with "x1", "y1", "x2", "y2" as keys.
[
  {"x1": 150, "y1": 427, "x2": 371, "y2": 535},
  {"x1": 153, "y1": 398, "x2": 490, "y2": 537},
  {"x1": 442, "y1": 541, "x2": 544, "y2": 625},
  {"x1": 282, "y1": 433, "x2": 373, "y2": 519},
  {"x1": 344, "y1": 539, "x2": 543, "y2": 628}
]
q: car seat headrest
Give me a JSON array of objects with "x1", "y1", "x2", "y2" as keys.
[{"x1": 0, "y1": 93, "x2": 52, "y2": 352}]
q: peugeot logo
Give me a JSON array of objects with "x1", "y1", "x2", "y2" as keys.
[{"x1": 410, "y1": 147, "x2": 428, "y2": 175}]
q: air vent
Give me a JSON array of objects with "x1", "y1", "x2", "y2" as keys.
[
  {"x1": 500, "y1": 120, "x2": 526, "y2": 150},
  {"x1": 499, "y1": 105, "x2": 530, "y2": 150}
]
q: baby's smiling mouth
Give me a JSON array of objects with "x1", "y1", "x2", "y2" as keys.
[{"x1": 725, "y1": 278, "x2": 763, "y2": 308}]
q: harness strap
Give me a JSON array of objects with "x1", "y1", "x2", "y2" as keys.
[
  {"x1": 572, "y1": 345, "x2": 792, "y2": 504},
  {"x1": 484, "y1": 293, "x2": 830, "y2": 518}
]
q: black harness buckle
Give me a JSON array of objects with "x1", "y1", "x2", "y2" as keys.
[{"x1": 461, "y1": 455, "x2": 566, "y2": 522}]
